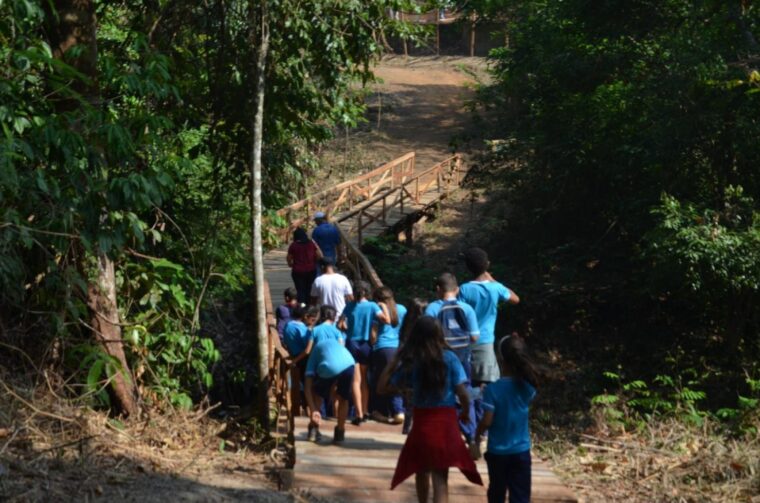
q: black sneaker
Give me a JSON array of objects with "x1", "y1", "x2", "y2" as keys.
[{"x1": 333, "y1": 426, "x2": 345, "y2": 443}]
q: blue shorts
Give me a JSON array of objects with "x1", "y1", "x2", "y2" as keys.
[
  {"x1": 346, "y1": 339, "x2": 372, "y2": 365},
  {"x1": 312, "y1": 366, "x2": 354, "y2": 401}
]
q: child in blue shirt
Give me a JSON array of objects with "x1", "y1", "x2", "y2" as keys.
[
  {"x1": 304, "y1": 337, "x2": 358, "y2": 444},
  {"x1": 474, "y1": 335, "x2": 537, "y2": 503},
  {"x1": 283, "y1": 305, "x2": 319, "y2": 416},
  {"x1": 338, "y1": 280, "x2": 389, "y2": 424},
  {"x1": 425, "y1": 272, "x2": 480, "y2": 443},
  {"x1": 458, "y1": 248, "x2": 520, "y2": 431},
  {"x1": 379, "y1": 316, "x2": 482, "y2": 501},
  {"x1": 276, "y1": 287, "x2": 298, "y2": 338},
  {"x1": 309, "y1": 305, "x2": 345, "y2": 347},
  {"x1": 369, "y1": 286, "x2": 406, "y2": 424}
]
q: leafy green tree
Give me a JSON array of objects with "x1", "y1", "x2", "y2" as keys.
[{"x1": 469, "y1": 0, "x2": 760, "y2": 375}]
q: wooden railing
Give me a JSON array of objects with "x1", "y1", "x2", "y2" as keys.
[
  {"x1": 337, "y1": 154, "x2": 463, "y2": 247},
  {"x1": 273, "y1": 152, "x2": 416, "y2": 244},
  {"x1": 336, "y1": 225, "x2": 383, "y2": 290},
  {"x1": 264, "y1": 280, "x2": 293, "y2": 443}
]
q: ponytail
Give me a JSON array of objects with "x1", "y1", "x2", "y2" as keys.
[
  {"x1": 373, "y1": 286, "x2": 399, "y2": 327},
  {"x1": 498, "y1": 334, "x2": 539, "y2": 388}
]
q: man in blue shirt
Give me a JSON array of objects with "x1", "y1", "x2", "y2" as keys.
[
  {"x1": 311, "y1": 211, "x2": 341, "y2": 263},
  {"x1": 458, "y1": 248, "x2": 520, "y2": 437}
]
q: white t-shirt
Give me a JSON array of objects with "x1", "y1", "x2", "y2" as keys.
[{"x1": 310, "y1": 272, "x2": 353, "y2": 316}]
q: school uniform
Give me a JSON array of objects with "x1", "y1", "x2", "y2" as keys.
[
  {"x1": 482, "y1": 377, "x2": 536, "y2": 503},
  {"x1": 389, "y1": 350, "x2": 483, "y2": 490},
  {"x1": 311, "y1": 322, "x2": 345, "y2": 345},
  {"x1": 458, "y1": 280, "x2": 512, "y2": 383},
  {"x1": 425, "y1": 298, "x2": 480, "y2": 440},
  {"x1": 305, "y1": 338, "x2": 356, "y2": 401},
  {"x1": 341, "y1": 300, "x2": 381, "y2": 365},
  {"x1": 276, "y1": 304, "x2": 294, "y2": 338},
  {"x1": 370, "y1": 304, "x2": 407, "y2": 417},
  {"x1": 458, "y1": 280, "x2": 512, "y2": 434},
  {"x1": 283, "y1": 320, "x2": 312, "y2": 399}
]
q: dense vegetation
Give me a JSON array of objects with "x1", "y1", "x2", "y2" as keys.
[
  {"x1": 466, "y1": 0, "x2": 760, "y2": 426},
  {"x1": 0, "y1": 0, "x2": 417, "y2": 415}
]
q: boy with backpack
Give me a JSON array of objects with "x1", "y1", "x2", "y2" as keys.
[{"x1": 425, "y1": 272, "x2": 480, "y2": 444}]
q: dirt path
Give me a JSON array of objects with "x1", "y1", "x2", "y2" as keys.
[{"x1": 319, "y1": 56, "x2": 487, "y2": 179}]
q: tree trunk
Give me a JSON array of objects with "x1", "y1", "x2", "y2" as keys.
[
  {"x1": 46, "y1": 0, "x2": 138, "y2": 416},
  {"x1": 250, "y1": 1, "x2": 271, "y2": 432},
  {"x1": 87, "y1": 253, "x2": 138, "y2": 416}
]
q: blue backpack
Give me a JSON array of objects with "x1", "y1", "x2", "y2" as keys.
[{"x1": 437, "y1": 300, "x2": 470, "y2": 349}]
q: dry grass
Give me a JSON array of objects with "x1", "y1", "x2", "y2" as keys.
[
  {"x1": 0, "y1": 370, "x2": 290, "y2": 502},
  {"x1": 538, "y1": 416, "x2": 760, "y2": 502}
]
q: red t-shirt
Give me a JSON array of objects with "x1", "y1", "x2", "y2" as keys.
[{"x1": 288, "y1": 241, "x2": 318, "y2": 273}]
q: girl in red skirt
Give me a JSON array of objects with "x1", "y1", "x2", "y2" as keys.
[{"x1": 379, "y1": 316, "x2": 483, "y2": 503}]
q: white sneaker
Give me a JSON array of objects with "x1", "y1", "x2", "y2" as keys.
[{"x1": 389, "y1": 412, "x2": 405, "y2": 425}]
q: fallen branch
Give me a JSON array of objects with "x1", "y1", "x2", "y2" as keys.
[{"x1": 0, "y1": 379, "x2": 75, "y2": 423}]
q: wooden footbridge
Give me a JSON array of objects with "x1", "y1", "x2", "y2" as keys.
[{"x1": 262, "y1": 152, "x2": 577, "y2": 502}]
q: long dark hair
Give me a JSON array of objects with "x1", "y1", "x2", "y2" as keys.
[
  {"x1": 395, "y1": 316, "x2": 447, "y2": 396},
  {"x1": 293, "y1": 227, "x2": 309, "y2": 243},
  {"x1": 399, "y1": 298, "x2": 428, "y2": 344},
  {"x1": 373, "y1": 286, "x2": 399, "y2": 327},
  {"x1": 498, "y1": 335, "x2": 539, "y2": 388}
]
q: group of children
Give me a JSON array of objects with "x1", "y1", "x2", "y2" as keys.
[{"x1": 276, "y1": 247, "x2": 538, "y2": 503}]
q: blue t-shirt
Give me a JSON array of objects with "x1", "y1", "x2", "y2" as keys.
[
  {"x1": 282, "y1": 320, "x2": 311, "y2": 357},
  {"x1": 482, "y1": 377, "x2": 536, "y2": 455},
  {"x1": 391, "y1": 349, "x2": 467, "y2": 408},
  {"x1": 342, "y1": 300, "x2": 382, "y2": 342},
  {"x1": 276, "y1": 304, "x2": 293, "y2": 337},
  {"x1": 305, "y1": 338, "x2": 355, "y2": 379},
  {"x1": 312, "y1": 322, "x2": 345, "y2": 345},
  {"x1": 425, "y1": 298, "x2": 480, "y2": 342},
  {"x1": 312, "y1": 222, "x2": 341, "y2": 261},
  {"x1": 458, "y1": 281, "x2": 511, "y2": 345},
  {"x1": 373, "y1": 304, "x2": 407, "y2": 350}
]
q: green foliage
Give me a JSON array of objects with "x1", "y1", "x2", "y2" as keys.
[
  {"x1": 1, "y1": 0, "x2": 414, "y2": 411},
  {"x1": 593, "y1": 370, "x2": 760, "y2": 434},
  {"x1": 467, "y1": 0, "x2": 760, "y2": 413}
]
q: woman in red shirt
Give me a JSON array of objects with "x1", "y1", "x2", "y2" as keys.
[{"x1": 287, "y1": 227, "x2": 322, "y2": 304}]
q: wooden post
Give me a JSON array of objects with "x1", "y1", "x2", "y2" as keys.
[
  {"x1": 401, "y1": 12, "x2": 408, "y2": 57},
  {"x1": 436, "y1": 17, "x2": 440, "y2": 56},
  {"x1": 470, "y1": 19, "x2": 476, "y2": 57},
  {"x1": 382, "y1": 195, "x2": 387, "y2": 223},
  {"x1": 358, "y1": 212, "x2": 363, "y2": 247}
]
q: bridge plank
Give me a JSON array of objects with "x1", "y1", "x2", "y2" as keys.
[{"x1": 292, "y1": 417, "x2": 577, "y2": 503}]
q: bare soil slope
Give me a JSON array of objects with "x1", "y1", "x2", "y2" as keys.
[{"x1": 318, "y1": 56, "x2": 486, "y2": 180}]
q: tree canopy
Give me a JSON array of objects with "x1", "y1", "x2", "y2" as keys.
[{"x1": 0, "y1": 0, "x2": 416, "y2": 412}]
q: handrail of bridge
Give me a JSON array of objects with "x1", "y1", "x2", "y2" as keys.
[
  {"x1": 336, "y1": 224, "x2": 383, "y2": 290},
  {"x1": 337, "y1": 154, "x2": 463, "y2": 247},
  {"x1": 272, "y1": 152, "x2": 416, "y2": 243},
  {"x1": 264, "y1": 280, "x2": 294, "y2": 446}
]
